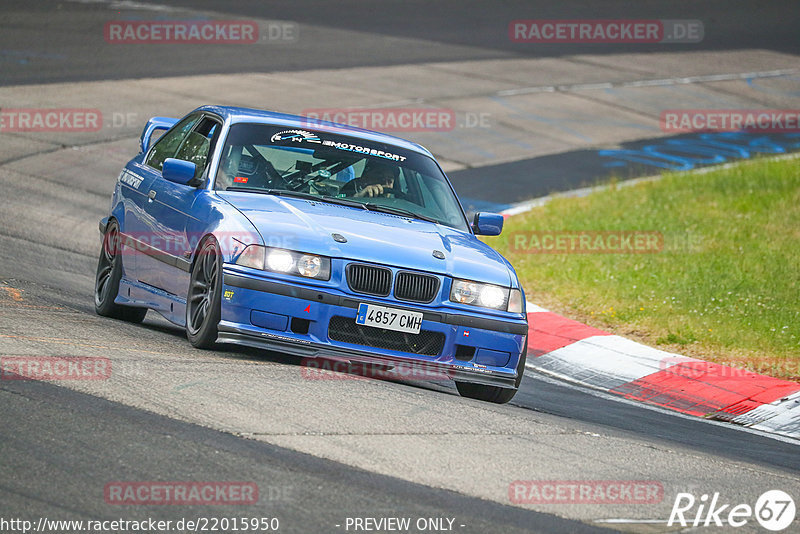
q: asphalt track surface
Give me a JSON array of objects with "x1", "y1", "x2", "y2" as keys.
[
  {"x1": 2, "y1": 0, "x2": 798, "y2": 85},
  {"x1": 1, "y1": 1, "x2": 799, "y2": 533},
  {"x1": 2, "y1": 377, "x2": 602, "y2": 534}
]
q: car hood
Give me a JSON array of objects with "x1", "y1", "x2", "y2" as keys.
[{"x1": 218, "y1": 192, "x2": 512, "y2": 286}]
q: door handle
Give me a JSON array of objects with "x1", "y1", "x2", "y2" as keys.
[{"x1": 148, "y1": 190, "x2": 156, "y2": 202}]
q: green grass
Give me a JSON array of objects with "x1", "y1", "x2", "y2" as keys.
[{"x1": 483, "y1": 156, "x2": 800, "y2": 380}]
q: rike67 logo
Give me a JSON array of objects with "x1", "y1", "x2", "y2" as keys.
[{"x1": 669, "y1": 490, "x2": 796, "y2": 531}]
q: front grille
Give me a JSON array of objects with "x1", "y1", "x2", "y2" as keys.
[
  {"x1": 346, "y1": 264, "x2": 392, "y2": 296},
  {"x1": 328, "y1": 316, "x2": 445, "y2": 357},
  {"x1": 394, "y1": 271, "x2": 439, "y2": 303}
]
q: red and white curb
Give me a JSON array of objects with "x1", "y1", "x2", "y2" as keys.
[{"x1": 524, "y1": 303, "x2": 800, "y2": 440}]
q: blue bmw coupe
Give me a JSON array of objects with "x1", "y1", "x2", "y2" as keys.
[{"x1": 95, "y1": 106, "x2": 528, "y2": 403}]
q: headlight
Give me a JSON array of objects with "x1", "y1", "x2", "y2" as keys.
[
  {"x1": 267, "y1": 249, "x2": 294, "y2": 272},
  {"x1": 297, "y1": 254, "x2": 322, "y2": 278},
  {"x1": 480, "y1": 285, "x2": 505, "y2": 308},
  {"x1": 450, "y1": 279, "x2": 521, "y2": 312},
  {"x1": 235, "y1": 245, "x2": 331, "y2": 280},
  {"x1": 450, "y1": 280, "x2": 482, "y2": 305}
]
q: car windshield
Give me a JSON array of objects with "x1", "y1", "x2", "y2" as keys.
[{"x1": 214, "y1": 123, "x2": 469, "y2": 231}]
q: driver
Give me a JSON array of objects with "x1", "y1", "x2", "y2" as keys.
[{"x1": 349, "y1": 160, "x2": 400, "y2": 198}]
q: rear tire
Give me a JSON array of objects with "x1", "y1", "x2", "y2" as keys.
[
  {"x1": 94, "y1": 220, "x2": 147, "y2": 323},
  {"x1": 455, "y1": 345, "x2": 527, "y2": 404},
  {"x1": 186, "y1": 238, "x2": 222, "y2": 349}
]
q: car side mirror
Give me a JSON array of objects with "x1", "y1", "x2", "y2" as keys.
[
  {"x1": 162, "y1": 158, "x2": 197, "y2": 185},
  {"x1": 472, "y1": 212, "x2": 504, "y2": 236}
]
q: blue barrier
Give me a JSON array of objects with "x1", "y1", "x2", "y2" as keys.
[{"x1": 599, "y1": 133, "x2": 800, "y2": 171}]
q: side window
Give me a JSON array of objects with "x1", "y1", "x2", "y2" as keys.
[
  {"x1": 173, "y1": 118, "x2": 220, "y2": 180},
  {"x1": 145, "y1": 115, "x2": 199, "y2": 171}
]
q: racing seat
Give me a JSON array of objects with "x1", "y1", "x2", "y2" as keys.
[
  {"x1": 234, "y1": 154, "x2": 283, "y2": 189},
  {"x1": 174, "y1": 131, "x2": 211, "y2": 179}
]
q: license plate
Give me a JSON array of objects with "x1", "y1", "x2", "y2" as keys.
[{"x1": 355, "y1": 303, "x2": 423, "y2": 334}]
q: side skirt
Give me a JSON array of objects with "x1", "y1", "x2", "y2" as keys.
[{"x1": 117, "y1": 277, "x2": 187, "y2": 326}]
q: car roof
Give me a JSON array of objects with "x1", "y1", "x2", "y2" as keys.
[{"x1": 196, "y1": 105, "x2": 434, "y2": 158}]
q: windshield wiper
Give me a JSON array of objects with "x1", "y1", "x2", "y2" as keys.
[
  {"x1": 363, "y1": 203, "x2": 439, "y2": 224},
  {"x1": 320, "y1": 196, "x2": 369, "y2": 210},
  {"x1": 225, "y1": 188, "x2": 321, "y2": 201},
  {"x1": 225, "y1": 188, "x2": 369, "y2": 210}
]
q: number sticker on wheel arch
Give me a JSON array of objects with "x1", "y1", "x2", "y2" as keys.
[{"x1": 356, "y1": 303, "x2": 422, "y2": 334}]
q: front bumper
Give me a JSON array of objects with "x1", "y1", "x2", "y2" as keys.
[{"x1": 219, "y1": 267, "x2": 528, "y2": 389}]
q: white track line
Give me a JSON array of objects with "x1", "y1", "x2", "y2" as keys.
[{"x1": 497, "y1": 68, "x2": 799, "y2": 96}]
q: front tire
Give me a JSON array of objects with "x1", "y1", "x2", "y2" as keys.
[
  {"x1": 455, "y1": 345, "x2": 527, "y2": 404},
  {"x1": 94, "y1": 220, "x2": 147, "y2": 323},
  {"x1": 186, "y1": 238, "x2": 222, "y2": 349}
]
